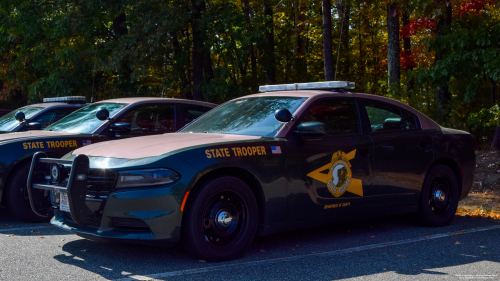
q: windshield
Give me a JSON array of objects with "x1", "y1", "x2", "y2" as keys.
[
  {"x1": 180, "y1": 97, "x2": 307, "y2": 137},
  {"x1": 45, "y1": 103, "x2": 126, "y2": 134},
  {"x1": 0, "y1": 107, "x2": 44, "y2": 132}
]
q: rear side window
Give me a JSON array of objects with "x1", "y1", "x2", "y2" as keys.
[
  {"x1": 401, "y1": 110, "x2": 418, "y2": 129},
  {"x1": 364, "y1": 100, "x2": 404, "y2": 132},
  {"x1": 300, "y1": 98, "x2": 360, "y2": 136},
  {"x1": 182, "y1": 105, "x2": 212, "y2": 124}
]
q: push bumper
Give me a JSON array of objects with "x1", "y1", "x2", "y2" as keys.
[{"x1": 29, "y1": 152, "x2": 183, "y2": 245}]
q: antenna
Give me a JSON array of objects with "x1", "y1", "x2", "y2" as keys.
[{"x1": 91, "y1": 42, "x2": 97, "y2": 103}]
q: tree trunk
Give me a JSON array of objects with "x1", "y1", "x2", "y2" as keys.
[
  {"x1": 293, "y1": 0, "x2": 306, "y2": 82},
  {"x1": 263, "y1": 0, "x2": 276, "y2": 85},
  {"x1": 434, "y1": 0, "x2": 452, "y2": 124},
  {"x1": 387, "y1": 2, "x2": 400, "y2": 95},
  {"x1": 490, "y1": 78, "x2": 496, "y2": 104},
  {"x1": 171, "y1": 31, "x2": 191, "y2": 99},
  {"x1": 402, "y1": 12, "x2": 414, "y2": 98},
  {"x1": 242, "y1": 0, "x2": 257, "y2": 91},
  {"x1": 112, "y1": 13, "x2": 133, "y2": 96},
  {"x1": 322, "y1": 0, "x2": 334, "y2": 81},
  {"x1": 334, "y1": 0, "x2": 350, "y2": 79},
  {"x1": 491, "y1": 126, "x2": 500, "y2": 150},
  {"x1": 191, "y1": 0, "x2": 205, "y2": 101}
]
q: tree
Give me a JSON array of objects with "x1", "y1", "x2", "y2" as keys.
[
  {"x1": 387, "y1": 1, "x2": 400, "y2": 95},
  {"x1": 322, "y1": 0, "x2": 334, "y2": 81}
]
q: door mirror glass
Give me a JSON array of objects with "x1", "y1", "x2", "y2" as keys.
[
  {"x1": 96, "y1": 108, "x2": 110, "y2": 121},
  {"x1": 15, "y1": 111, "x2": 25, "y2": 122},
  {"x1": 295, "y1": 122, "x2": 326, "y2": 135},
  {"x1": 274, "y1": 108, "x2": 292, "y2": 123},
  {"x1": 109, "y1": 122, "x2": 131, "y2": 134},
  {"x1": 25, "y1": 122, "x2": 42, "y2": 130}
]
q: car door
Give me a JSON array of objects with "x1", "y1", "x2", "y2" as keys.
[
  {"x1": 360, "y1": 99, "x2": 433, "y2": 207},
  {"x1": 286, "y1": 97, "x2": 374, "y2": 221}
]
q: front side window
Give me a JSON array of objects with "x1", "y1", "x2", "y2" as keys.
[
  {"x1": 31, "y1": 108, "x2": 78, "y2": 129},
  {"x1": 364, "y1": 100, "x2": 404, "y2": 132},
  {"x1": 45, "y1": 103, "x2": 126, "y2": 134},
  {"x1": 112, "y1": 104, "x2": 176, "y2": 135},
  {"x1": 180, "y1": 97, "x2": 307, "y2": 137},
  {"x1": 0, "y1": 107, "x2": 43, "y2": 132},
  {"x1": 299, "y1": 99, "x2": 360, "y2": 136}
]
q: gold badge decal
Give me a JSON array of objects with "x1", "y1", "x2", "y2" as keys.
[{"x1": 307, "y1": 149, "x2": 363, "y2": 197}]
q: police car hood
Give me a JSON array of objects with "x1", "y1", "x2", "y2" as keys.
[
  {"x1": 72, "y1": 133, "x2": 262, "y2": 159},
  {"x1": 0, "y1": 130, "x2": 75, "y2": 143}
]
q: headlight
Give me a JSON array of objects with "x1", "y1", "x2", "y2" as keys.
[{"x1": 115, "y1": 169, "x2": 181, "y2": 189}]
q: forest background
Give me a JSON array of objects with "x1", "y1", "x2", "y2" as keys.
[{"x1": 0, "y1": 0, "x2": 499, "y2": 148}]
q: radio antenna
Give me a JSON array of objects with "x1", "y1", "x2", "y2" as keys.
[{"x1": 91, "y1": 42, "x2": 97, "y2": 103}]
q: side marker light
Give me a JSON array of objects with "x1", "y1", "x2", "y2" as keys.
[{"x1": 181, "y1": 191, "x2": 190, "y2": 212}]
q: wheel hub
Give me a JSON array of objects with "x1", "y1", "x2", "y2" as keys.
[
  {"x1": 433, "y1": 189, "x2": 446, "y2": 202},
  {"x1": 215, "y1": 209, "x2": 233, "y2": 229}
]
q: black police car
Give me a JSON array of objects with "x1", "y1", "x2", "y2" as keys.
[
  {"x1": 1, "y1": 97, "x2": 215, "y2": 222},
  {"x1": 0, "y1": 96, "x2": 87, "y2": 132}
]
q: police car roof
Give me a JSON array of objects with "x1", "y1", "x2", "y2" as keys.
[
  {"x1": 23, "y1": 102, "x2": 85, "y2": 109},
  {"x1": 95, "y1": 97, "x2": 216, "y2": 107}
]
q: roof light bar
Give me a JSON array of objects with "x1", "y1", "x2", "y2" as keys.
[
  {"x1": 259, "y1": 81, "x2": 355, "y2": 92},
  {"x1": 43, "y1": 96, "x2": 86, "y2": 103}
]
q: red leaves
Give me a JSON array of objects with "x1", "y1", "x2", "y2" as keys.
[
  {"x1": 379, "y1": 46, "x2": 416, "y2": 70},
  {"x1": 400, "y1": 52, "x2": 416, "y2": 70},
  {"x1": 458, "y1": 0, "x2": 494, "y2": 16},
  {"x1": 400, "y1": 17, "x2": 436, "y2": 39}
]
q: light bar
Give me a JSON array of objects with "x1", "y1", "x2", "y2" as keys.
[
  {"x1": 259, "y1": 81, "x2": 355, "y2": 92},
  {"x1": 43, "y1": 96, "x2": 86, "y2": 103}
]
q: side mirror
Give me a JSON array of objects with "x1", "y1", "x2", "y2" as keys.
[
  {"x1": 25, "y1": 122, "x2": 42, "y2": 130},
  {"x1": 15, "y1": 111, "x2": 25, "y2": 122},
  {"x1": 274, "y1": 108, "x2": 292, "y2": 123},
  {"x1": 295, "y1": 122, "x2": 326, "y2": 135},
  {"x1": 109, "y1": 122, "x2": 131, "y2": 134},
  {"x1": 96, "y1": 108, "x2": 110, "y2": 121}
]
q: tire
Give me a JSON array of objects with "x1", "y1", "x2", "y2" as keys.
[
  {"x1": 4, "y1": 162, "x2": 53, "y2": 223},
  {"x1": 417, "y1": 165, "x2": 459, "y2": 227},
  {"x1": 182, "y1": 176, "x2": 258, "y2": 261}
]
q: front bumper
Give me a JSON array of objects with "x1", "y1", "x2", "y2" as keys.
[{"x1": 29, "y1": 152, "x2": 184, "y2": 245}]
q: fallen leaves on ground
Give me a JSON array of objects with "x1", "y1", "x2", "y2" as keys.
[
  {"x1": 456, "y1": 207, "x2": 500, "y2": 220},
  {"x1": 455, "y1": 241, "x2": 461, "y2": 245},
  {"x1": 397, "y1": 255, "x2": 405, "y2": 258}
]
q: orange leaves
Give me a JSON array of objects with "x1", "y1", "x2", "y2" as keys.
[{"x1": 456, "y1": 207, "x2": 500, "y2": 219}]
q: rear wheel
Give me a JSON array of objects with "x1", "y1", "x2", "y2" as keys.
[
  {"x1": 417, "y1": 165, "x2": 459, "y2": 227},
  {"x1": 182, "y1": 176, "x2": 258, "y2": 261},
  {"x1": 4, "y1": 162, "x2": 53, "y2": 222}
]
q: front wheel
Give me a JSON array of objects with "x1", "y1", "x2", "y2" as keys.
[
  {"x1": 417, "y1": 165, "x2": 459, "y2": 227},
  {"x1": 182, "y1": 176, "x2": 258, "y2": 261},
  {"x1": 4, "y1": 162, "x2": 53, "y2": 222}
]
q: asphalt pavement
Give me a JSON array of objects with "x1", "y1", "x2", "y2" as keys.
[{"x1": 0, "y1": 208, "x2": 499, "y2": 281}]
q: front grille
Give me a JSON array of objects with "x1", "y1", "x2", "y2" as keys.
[
  {"x1": 113, "y1": 218, "x2": 150, "y2": 232},
  {"x1": 87, "y1": 169, "x2": 116, "y2": 192},
  {"x1": 63, "y1": 212, "x2": 103, "y2": 229}
]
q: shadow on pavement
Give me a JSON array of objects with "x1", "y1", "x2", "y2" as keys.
[{"x1": 52, "y1": 215, "x2": 500, "y2": 280}]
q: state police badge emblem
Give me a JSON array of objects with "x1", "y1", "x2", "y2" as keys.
[
  {"x1": 327, "y1": 151, "x2": 353, "y2": 197},
  {"x1": 307, "y1": 149, "x2": 363, "y2": 197}
]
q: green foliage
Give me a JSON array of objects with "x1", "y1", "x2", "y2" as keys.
[
  {"x1": 0, "y1": 0, "x2": 498, "y2": 147},
  {"x1": 468, "y1": 104, "x2": 500, "y2": 130}
]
